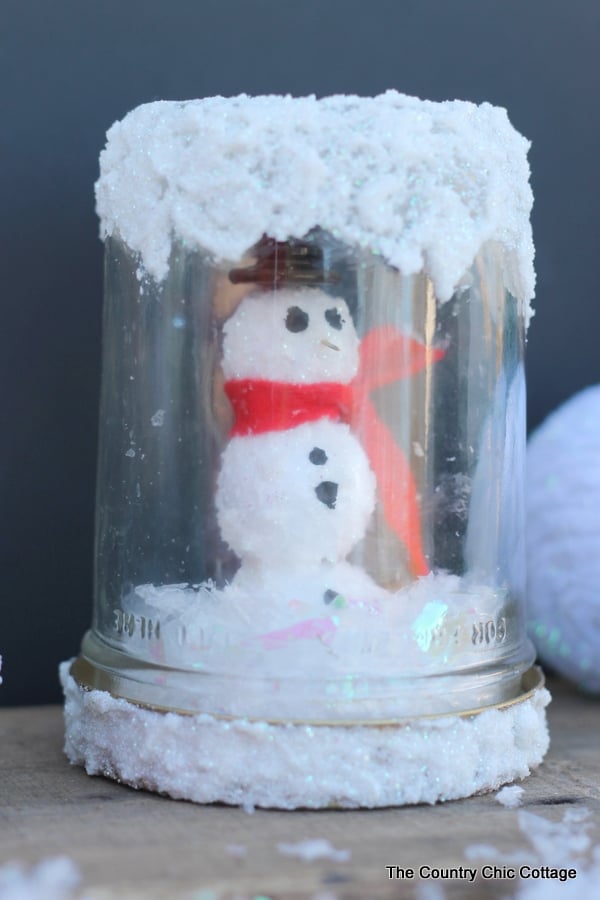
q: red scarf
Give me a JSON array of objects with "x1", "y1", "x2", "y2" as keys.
[{"x1": 225, "y1": 326, "x2": 444, "y2": 577}]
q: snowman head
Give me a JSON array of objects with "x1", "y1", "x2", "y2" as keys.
[{"x1": 221, "y1": 288, "x2": 359, "y2": 384}]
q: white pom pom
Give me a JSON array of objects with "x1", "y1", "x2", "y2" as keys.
[
  {"x1": 221, "y1": 289, "x2": 359, "y2": 384},
  {"x1": 216, "y1": 420, "x2": 376, "y2": 566},
  {"x1": 527, "y1": 385, "x2": 600, "y2": 691}
]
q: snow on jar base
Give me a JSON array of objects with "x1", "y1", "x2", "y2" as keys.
[{"x1": 61, "y1": 662, "x2": 549, "y2": 810}]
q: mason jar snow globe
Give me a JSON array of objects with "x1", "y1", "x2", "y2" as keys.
[{"x1": 62, "y1": 93, "x2": 549, "y2": 808}]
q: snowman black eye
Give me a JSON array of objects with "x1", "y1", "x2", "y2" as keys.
[
  {"x1": 286, "y1": 306, "x2": 309, "y2": 333},
  {"x1": 325, "y1": 307, "x2": 343, "y2": 330},
  {"x1": 315, "y1": 480, "x2": 338, "y2": 509},
  {"x1": 309, "y1": 447, "x2": 328, "y2": 465}
]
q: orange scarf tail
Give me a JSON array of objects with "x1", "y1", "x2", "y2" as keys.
[
  {"x1": 359, "y1": 403, "x2": 429, "y2": 577},
  {"x1": 354, "y1": 327, "x2": 446, "y2": 578}
]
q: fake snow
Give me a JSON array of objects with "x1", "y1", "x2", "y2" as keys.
[
  {"x1": 96, "y1": 92, "x2": 534, "y2": 314},
  {"x1": 0, "y1": 858, "x2": 83, "y2": 900},
  {"x1": 496, "y1": 785, "x2": 525, "y2": 808},
  {"x1": 276, "y1": 839, "x2": 350, "y2": 863},
  {"x1": 150, "y1": 409, "x2": 166, "y2": 427},
  {"x1": 466, "y1": 807, "x2": 600, "y2": 899},
  {"x1": 123, "y1": 572, "x2": 518, "y2": 720},
  {"x1": 60, "y1": 661, "x2": 549, "y2": 810}
]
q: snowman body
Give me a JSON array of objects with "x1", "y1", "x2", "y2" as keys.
[{"x1": 216, "y1": 288, "x2": 380, "y2": 614}]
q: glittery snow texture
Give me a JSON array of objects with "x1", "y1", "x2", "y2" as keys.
[
  {"x1": 95, "y1": 92, "x2": 535, "y2": 311},
  {"x1": 61, "y1": 662, "x2": 549, "y2": 809}
]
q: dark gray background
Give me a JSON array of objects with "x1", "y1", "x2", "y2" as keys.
[{"x1": 2, "y1": 0, "x2": 598, "y2": 705}]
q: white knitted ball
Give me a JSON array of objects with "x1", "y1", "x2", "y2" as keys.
[{"x1": 527, "y1": 385, "x2": 600, "y2": 692}]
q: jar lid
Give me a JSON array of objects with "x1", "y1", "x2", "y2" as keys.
[{"x1": 96, "y1": 92, "x2": 534, "y2": 311}]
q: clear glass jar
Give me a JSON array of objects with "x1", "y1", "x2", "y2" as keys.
[{"x1": 74, "y1": 229, "x2": 534, "y2": 722}]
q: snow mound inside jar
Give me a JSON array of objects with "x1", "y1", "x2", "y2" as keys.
[
  {"x1": 95, "y1": 91, "x2": 535, "y2": 319},
  {"x1": 118, "y1": 572, "x2": 522, "y2": 719}
]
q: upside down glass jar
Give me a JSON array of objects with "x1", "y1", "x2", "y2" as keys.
[{"x1": 63, "y1": 93, "x2": 549, "y2": 808}]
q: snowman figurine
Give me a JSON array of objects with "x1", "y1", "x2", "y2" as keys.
[{"x1": 215, "y1": 284, "x2": 384, "y2": 621}]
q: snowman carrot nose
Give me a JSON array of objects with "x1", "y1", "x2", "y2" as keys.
[{"x1": 320, "y1": 339, "x2": 340, "y2": 351}]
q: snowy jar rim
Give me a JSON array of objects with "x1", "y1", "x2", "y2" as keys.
[{"x1": 95, "y1": 91, "x2": 535, "y2": 316}]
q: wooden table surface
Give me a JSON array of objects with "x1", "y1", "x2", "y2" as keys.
[{"x1": 1, "y1": 677, "x2": 599, "y2": 899}]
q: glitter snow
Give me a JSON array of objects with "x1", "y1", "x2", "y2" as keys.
[
  {"x1": 95, "y1": 92, "x2": 535, "y2": 317},
  {"x1": 466, "y1": 807, "x2": 600, "y2": 899},
  {"x1": 276, "y1": 839, "x2": 350, "y2": 863},
  {"x1": 123, "y1": 572, "x2": 520, "y2": 720},
  {"x1": 496, "y1": 785, "x2": 525, "y2": 808},
  {"x1": 61, "y1": 662, "x2": 550, "y2": 809}
]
